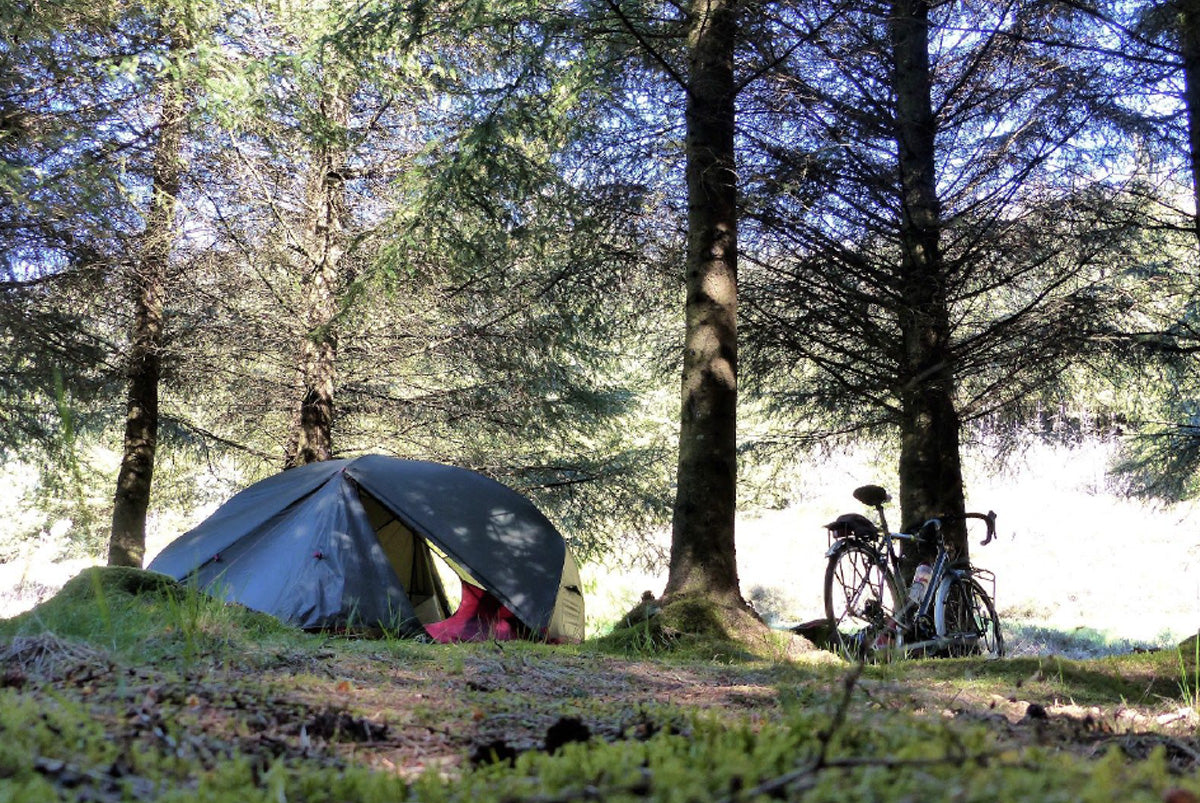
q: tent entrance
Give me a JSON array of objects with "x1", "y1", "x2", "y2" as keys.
[
  {"x1": 358, "y1": 491, "x2": 470, "y2": 626},
  {"x1": 359, "y1": 489, "x2": 529, "y2": 641}
]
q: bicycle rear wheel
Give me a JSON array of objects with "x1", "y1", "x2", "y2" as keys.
[
  {"x1": 823, "y1": 543, "x2": 903, "y2": 659},
  {"x1": 934, "y1": 575, "x2": 1004, "y2": 658}
]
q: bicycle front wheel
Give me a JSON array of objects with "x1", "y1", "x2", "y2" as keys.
[
  {"x1": 823, "y1": 542, "x2": 903, "y2": 659},
  {"x1": 934, "y1": 575, "x2": 1004, "y2": 658}
]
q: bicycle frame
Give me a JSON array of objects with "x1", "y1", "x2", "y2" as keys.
[
  {"x1": 889, "y1": 526, "x2": 959, "y2": 655},
  {"x1": 827, "y1": 489, "x2": 1000, "y2": 658}
]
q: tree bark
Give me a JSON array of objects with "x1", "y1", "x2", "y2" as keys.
[
  {"x1": 108, "y1": 69, "x2": 188, "y2": 568},
  {"x1": 284, "y1": 87, "x2": 348, "y2": 469},
  {"x1": 664, "y1": 0, "x2": 742, "y2": 600},
  {"x1": 889, "y1": 0, "x2": 968, "y2": 561},
  {"x1": 1177, "y1": 0, "x2": 1200, "y2": 249}
]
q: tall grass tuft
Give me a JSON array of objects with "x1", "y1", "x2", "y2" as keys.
[
  {"x1": 0, "y1": 566, "x2": 289, "y2": 663},
  {"x1": 1179, "y1": 632, "x2": 1200, "y2": 712}
]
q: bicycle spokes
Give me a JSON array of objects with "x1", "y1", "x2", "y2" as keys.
[
  {"x1": 824, "y1": 543, "x2": 903, "y2": 661},
  {"x1": 940, "y1": 578, "x2": 1001, "y2": 657},
  {"x1": 834, "y1": 559, "x2": 886, "y2": 624}
]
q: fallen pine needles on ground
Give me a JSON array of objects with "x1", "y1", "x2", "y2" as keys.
[{"x1": 0, "y1": 567, "x2": 1197, "y2": 802}]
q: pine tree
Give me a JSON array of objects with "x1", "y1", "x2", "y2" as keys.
[
  {"x1": 109, "y1": 19, "x2": 192, "y2": 567},
  {"x1": 663, "y1": 0, "x2": 742, "y2": 600},
  {"x1": 739, "y1": 0, "x2": 1136, "y2": 558}
]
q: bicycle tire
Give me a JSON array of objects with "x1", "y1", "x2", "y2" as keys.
[
  {"x1": 933, "y1": 574, "x2": 1004, "y2": 658},
  {"x1": 823, "y1": 542, "x2": 904, "y2": 659}
]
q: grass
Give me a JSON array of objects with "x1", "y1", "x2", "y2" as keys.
[
  {"x1": 1180, "y1": 633, "x2": 1200, "y2": 712},
  {"x1": 0, "y1": 566, "x2": 1197, "y2": 802},
  {"x1": 891, "y1": 649, "x2": 1187, "y2": 708},
  {"x1": 1, "y1": 441, "x2": 1198, "y2": 799},
  {"x1": 0, "y1": 566, "x2": 291, "y2": 661}
]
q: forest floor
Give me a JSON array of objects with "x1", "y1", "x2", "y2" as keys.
[{"x1": 0, "y1": 568, "x2": 1198, "y2": 802}]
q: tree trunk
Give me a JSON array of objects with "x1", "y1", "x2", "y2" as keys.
[
  {"x1": 284, "y1": 88, "x2": 348, "y2": 469},
  {"x1": 890, "y1": 0, "x2": 968, "y2": 562},
  {"x1": 664, "y1": 0, "x2": 742, "y2": 601},
  {"x1": 1178, "y1": 0, "x2": 1200, "y2": 249},
  {"x1": 108, "y1": 71, "x2": 187, "y2": 568}
]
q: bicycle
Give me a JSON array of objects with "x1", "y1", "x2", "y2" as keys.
[{"x1": 823, "y1": 484, "x2": 1004, "y2": 660}]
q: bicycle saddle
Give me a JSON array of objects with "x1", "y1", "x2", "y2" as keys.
[{"x1": 852, "y1": 485, "x2": 890, "y2": 507}]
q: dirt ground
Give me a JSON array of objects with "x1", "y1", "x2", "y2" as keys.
[{"x1": 8, "y1": 632, "x2": 1198, "y2": 795}]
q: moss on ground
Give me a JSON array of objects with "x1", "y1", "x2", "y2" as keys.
[
  {"x1": 590, "y1": 591, "x2": 826, "y2": 664},
  {"x1": 0, "y1": 568, "x2": 1196, "y2": 801},
  {"x1": 0, "y1": 566, "x2": 290, "y2": 661}
]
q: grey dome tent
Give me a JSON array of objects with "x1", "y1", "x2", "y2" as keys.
[{"x1": 147, "y1": 455, "x2": 585, "y2": 643}]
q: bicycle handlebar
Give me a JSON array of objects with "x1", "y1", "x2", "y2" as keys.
[
  {"x1": 893, "y1": 511, "x2": 997, "y2": 546},
  {"x1": 970, "y1": 511, "x2": 997, "y2": 546}
]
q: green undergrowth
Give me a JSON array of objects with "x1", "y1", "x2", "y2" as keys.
[
  {"x1": 0, "y1": 566, "x2": 294, "y2": 662},
  {"x1": 888, "y1": 647, "x2": 1197, "y2": 707},
  {"x1": 0, "y1": 568, "x2": 1197, "y2": 801},
  {"x1": 588, "y1": 591, "x2": 808, "y2": 663},
  {"x1": 0, "y1": 672, "x2": 1195, "y2": 803},
  {"x1": 589, "y1": 600, "x2": 742, "y2": 660},
  {"x1": 447, "y1": 711, "x2": 1194, "y2": 803},
  {"x1": 0, "y1": 687, "x2": 409, "y2": 802}
]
